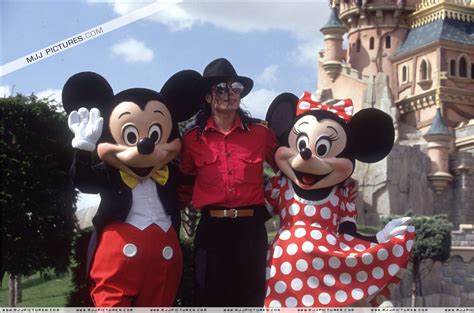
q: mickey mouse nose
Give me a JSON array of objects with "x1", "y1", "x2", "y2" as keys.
[
  {"x1": 137, "y1": 138, "x2": 155, "y2": 155},
  {"x1": 300, "y1": 148, "x2": 312, "y2": 160}
]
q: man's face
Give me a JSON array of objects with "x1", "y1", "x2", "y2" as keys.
[{"x1": 207, "y1": 80, "x2": 244, "y2": 114}]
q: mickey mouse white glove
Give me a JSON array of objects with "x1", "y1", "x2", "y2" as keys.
[
  {"x1": 376, "y1": 216, "x2": 411, "y2": 243},
  {"x1": 68, "y1": 108, "x2": 103, "y2": 152}
]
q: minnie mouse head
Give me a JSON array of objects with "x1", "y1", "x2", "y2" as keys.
[
  {"x1": 61, "y1": 70, "x2": 203, "y2": 179},
  {"x1": 266, "y1": 91, "x2": 394, "y2": 199}
]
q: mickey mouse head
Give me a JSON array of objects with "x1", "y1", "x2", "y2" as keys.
[{"x1": 62, "y1": 70, "x2": 203, "y2": 179}]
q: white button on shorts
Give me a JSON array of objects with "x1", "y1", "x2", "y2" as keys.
[
  {"x1": 162, "y1": 246, "x2": 173, "y2": 260},
  {"x1": 123, "y1": 243, "x2": 137, "y2": 257}
]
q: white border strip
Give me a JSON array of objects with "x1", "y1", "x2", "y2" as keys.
[{"x1": 0, "y1": 0, "x2": 182, "y2": 77}]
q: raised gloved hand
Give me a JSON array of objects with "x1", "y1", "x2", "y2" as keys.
[
  {"x1": 68, "y1": 107, "x2": 103, "y2": 151},
  {"x1": 376, "y1": 216, "x2": 411, "y2": 243}
]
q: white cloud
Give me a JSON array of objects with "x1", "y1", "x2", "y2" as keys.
[
  {"x1": 257, "y1": 65, "x2": 279, "y2": 85},
  {"x1": 0, "y1": 85, "x2": 12, "y2": 97},
  {"x1": 93, "y1": 1, "x2": 329, "y2": 66},
  {"x1": 111, "y1": 38, "x2": 154, "y2": 63},
  {"x1": 36, "y1": 88, "x2": 62, "y2": 104},
  {"x1": 242, "y1": 88, "x2": 280, "y2": 119}
]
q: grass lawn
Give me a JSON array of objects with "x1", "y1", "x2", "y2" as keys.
[{"x1": 0, "y1": 272, "x2": 72, "y2": 307}]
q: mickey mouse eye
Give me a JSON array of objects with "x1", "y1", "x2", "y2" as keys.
[
  {"x1": 296, "y1": 134, "x2": 310, "y2": 152},
  {"x1": 148, "y1": 123, "x2": 162, "y2": 144},
  {"x1": 315, "y1": 137, "x2": 332, "y2": 157},
  {"x1": 123, "y1": 125, "x2": 139, "y2": 146}
]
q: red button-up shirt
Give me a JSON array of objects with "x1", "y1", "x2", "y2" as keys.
[{"x1": 179, "y1": 115, "x2": 278, "y2": 209}]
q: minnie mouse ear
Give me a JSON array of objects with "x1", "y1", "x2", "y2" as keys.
[
  {"x1": 62, "y1": 72, "x2": 114, "y2": 114},
  {"x1": 266, "y1": 93, "x2": 299, "y2": 140},
  {"x1": 161, "y1": 70, "x2": 205, "y2": 122}
]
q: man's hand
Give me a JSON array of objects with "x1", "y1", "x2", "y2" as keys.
[{"x1": 68, "y1": 107, "x2": 103, "y2": 151}]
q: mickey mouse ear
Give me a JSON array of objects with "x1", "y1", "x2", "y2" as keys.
[
  {"x1": 266, "y1": 92, "x2": 299, "y2": 140},
  {"x1": 161, "y1": 70, "x2": 205, "y2": 122},
  {"x1": 62, "y1": 72, "x2": 114, "y2": 114}
]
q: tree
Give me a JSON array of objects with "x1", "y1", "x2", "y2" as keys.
[
  {"x1": 384, "y1": 214, "x2": 452, "y2": 306},
  {"x1": 1, "y1": 94, "x2": 77, "y2": 305}
]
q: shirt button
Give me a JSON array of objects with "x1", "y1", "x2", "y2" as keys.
[
  {"x1": 226, "y1": 152, "x2": 231, "y2": 157},
  {"x1": 228, "y1": 170, "x2": 232, "y2": 175}
]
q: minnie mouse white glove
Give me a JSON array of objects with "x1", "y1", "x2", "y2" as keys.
[
  {"x1": 376, "y1": 216, "x2": 411, "y2": 243},
  {"x1": 68, "y1": 107, "x2": 103, "y2": 152}
]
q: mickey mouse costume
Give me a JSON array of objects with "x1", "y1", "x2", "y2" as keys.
[
  {"x1": 62, "y1": 70, "x2": 202, "y2": 306},
  {"x1": 264, "y1": 92, "x2": 415, "y2": 307}
]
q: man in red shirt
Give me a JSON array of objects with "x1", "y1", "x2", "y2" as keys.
[{"x1": 179, "y1": 58, "x2": 278, "y2": 306}]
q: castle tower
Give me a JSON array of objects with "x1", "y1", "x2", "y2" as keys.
[
  {"x1": 320, "y1": 7, "x2": 346, "y2": 82},
  {"x1": 338, "y1": 0, "x2": 417, "y2": 84}
]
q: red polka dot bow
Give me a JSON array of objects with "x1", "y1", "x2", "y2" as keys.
[{"x1": 296, "y1": 91, "x2": 354, "y2": 122}]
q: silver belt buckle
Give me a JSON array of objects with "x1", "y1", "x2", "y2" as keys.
[{"x1": 225, "y1": 209, "x2": 238, "y2": 218}]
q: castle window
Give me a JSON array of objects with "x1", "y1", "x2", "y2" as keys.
[
  {"x1": 450, "y1": 60, "x2": 456, "y2": 76},
  {"x1": 356, "y1": 39, "x2": 361, "y2": 53},
  {"x1": 369, "y1": 37, "x2": 375, "y2": 50},
  {"x1": 420, "y1": 60, "x2": 429, "y2": 80},
  {"x1": 385, "y1": 36, "x2": 391, "y2": 49},
  {"x1": 459, "y1": 56, "x2": 467, "y2": 78},
  {"x1": 471, "y1": 64, "x2": 474, "y2": 79},
  {"x1": 402, "y1": 65, "x2": 408, "y2": 82}
]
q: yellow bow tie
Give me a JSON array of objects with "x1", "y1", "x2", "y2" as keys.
[{"x1": 119, "y1": 165, "x2": 169, "y2": 189}]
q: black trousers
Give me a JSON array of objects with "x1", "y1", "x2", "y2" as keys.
[{"x1": 194, "y1": 207, "x2": 268, "y2": 307}]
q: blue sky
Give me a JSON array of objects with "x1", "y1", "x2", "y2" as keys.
[{"x1": 1, "y1": 0, "x2": 332, "y2": 209}]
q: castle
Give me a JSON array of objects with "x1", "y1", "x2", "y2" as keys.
[{"x1": 316, "y1": 0, "x2": 474, "y2": 306}]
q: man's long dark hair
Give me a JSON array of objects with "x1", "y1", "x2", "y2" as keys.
[{"x1": 195, "y1": 100, "x2": 253, "y2": 134}]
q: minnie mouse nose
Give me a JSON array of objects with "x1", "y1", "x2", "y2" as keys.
[
  {"x1": 300, "y1": 148, "x2": 312, "y2": 160},
  {"x1": 137, "y1": 138, "x2": 155, "y2": 155}
]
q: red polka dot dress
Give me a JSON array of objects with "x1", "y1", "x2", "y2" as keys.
[{"x1": 264, "y1": 172, "x2": 415, "y2": 308}]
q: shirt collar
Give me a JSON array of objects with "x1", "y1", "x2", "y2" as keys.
[{"x1": 204, "y1": 114, "x2": 247, "y2": 133}]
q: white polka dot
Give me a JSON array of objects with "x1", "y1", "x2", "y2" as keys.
[
  {"x1": 340, "y1": 242, "x2": 350, "y2": 251},
  {"x1": 287, "y1": 243, "x2": 298, "y2": 256},
  {"x1": 311, "y1": 222, "x2": 321, "y2": 228},
  {"x1": 396, "y1": 234, "x2": 404, "y2": 240},
  {"x1": 329, "y1": 194, "x2": 339, "y2": 206},
  {"x1": 393, "y1": 244, "x2": 404, "y2": 257},
  {"x1": 302, "y1": 241, "x2": 314, "y2": 253},
  {"x1": 356, "y1": 271, "x2": 368, "y2": 282},
  {"x1": 377, "y1": 248, "x2": 389, "y2": 261},
  {"x1": 266, "y1": 286, "x2": 270, "y2": 297},
  {"x1": 304, "y1": 205, "x2": 316, "y2": 216},
  {"x1": 339, "y1": 273, "x2": 352, "y2": 285},
  {"x1": 312, "y1": 257, "x2": 324, "y2": 270},
  {"x1": 302, "y1": 295, "x2": 314, "y2": 307},
  {"x1": 368, "y1": 285, "x2": 379, "y2": 295},
  {"x1": 280, "y1": 177, "x2": 287, "y2": 187},
  {"x1": 296, "y1": 259, "x2": 308, "y2": 272},
  {"x1": 345, "y1": 107, "x2": 353, "y2": 115},
  {"x1": 291, "y1": 278, "x2": 303, "y2": 291},
  {"x1": 329, "y1": 257, "x2": 341, "y2": 269},
  {"x1": 318, "y1": 245, "x2": 329, "y2": 252},
  {"x1": 335, "y1": 290, "x2": 347, "y2": 303},
  {"x1": 266, "y1": 266, "x2": 276, "y2": 279},
  {"x1": 273, "y1": 246, "x2": 283, "y2": 258},
  {"x1": 370, "y1": 242, "x2": 378, "y2": 248},
  {"x1": 289, "y1": 203, "x2": 300, "y2": 216},
  {"x1": 388, "y1": 264, "x2": 400, "y2": 276},
  {"x1": 295, "y1": 221, "x2": 306, "y2": 226},
  {"x1": 284, "y1": 189, "x2": 293, "y2": 200},
  {"x1": 281, "y1": 208, "x2": 286, "y2": 219},
  {"x1": 408, "y1": 225, "x2": 415, "y2": 233},
  {"x1": 343, "y1": 234, "x2": 354, "y2": 241},
  {"x1": 307, "y1": 276, "x2": 319, "y2": 289},
  {"x1": 346, "y1": 202, "x2": 356, "y2": 212},
  {"x1": 326, "y1": 234, "x2": 337, "y2": 245},
  {"x1": 310, "y1": 93, "x2": 320, "y2": 102},
  {"x1": 324, "y1": 274, "x2": 336, "y2": 286},
  {"x1": 281, "y1": 262, "x2": 292, "y2": 275},
  {"x1": 345, "y1": 255, "x2": 357, "y2": 267},
  {"x1": 298, "y1": 101, "x2": 311, "y2": 110},
  {"x1": 275, "y1": 281, "x2": 287, "y2": 294},
  {"x1": 269, "y1": 300, "x2": 281, "y2": 308},
  {"x1": 362, "y1": 252, "x2": 373, "y2": 265},
  {"x1": 354, "y1": 244, "x2": 366, "y2": 251},
  {"x1": 162, "y1": 246, "x2": 173, "y2": 260},
  {"x1": 285, "y1": 297, "x2": 297, "y2": 308},
  {"x1": 294, "y1": 228, "x2": 306, "y2": 238},
  {"x1": 311, "y1": 230, "x2": 322, "y2": 240},
  {"x1": 280, "y1": 230, "x2": 291, "y2": 241},
  {"x1": 351, "y1": 288, "x2": 364, "y2": 300},
  {"x1": 372, "y1": 267, "x2": 384, "y2": 279},
  {"x1": 318, "y1": 292, "x2": 331, "y2": 305},
  {"x1": 406, "y1": 240, "x2": 414, "y2": 252},
  {"x1": 320, "y1": 207, "x2": 331, "y2": 219}
]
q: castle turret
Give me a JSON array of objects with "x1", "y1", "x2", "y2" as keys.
[
  {"x1": 423, "y1": 108, "x2": 454, "y2": 194},
  {"x1": 320, "y1": 7, "x2": 346, "y2": 81}
]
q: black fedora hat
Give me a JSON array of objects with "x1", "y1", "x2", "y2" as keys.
[{"x1": 202, "y1": 58, "x2": 253, "y2": 98}]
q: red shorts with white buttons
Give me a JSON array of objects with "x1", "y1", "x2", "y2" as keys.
[{"x1": 89, "y1": 222, "x2": 182, "y2": 307}]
